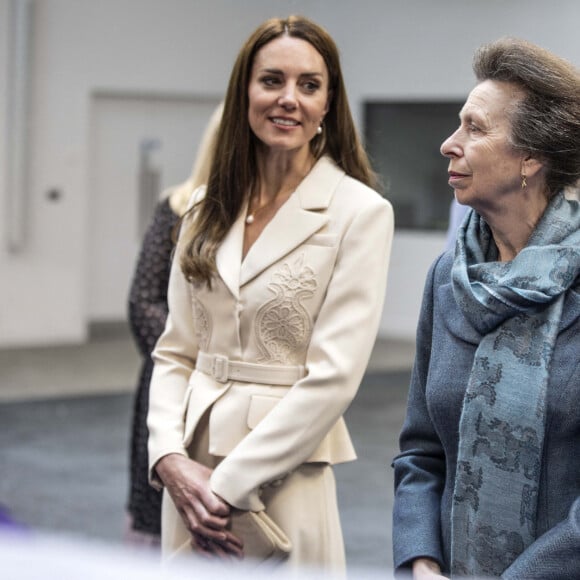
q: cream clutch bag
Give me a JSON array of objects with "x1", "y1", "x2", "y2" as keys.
[
  {"x1": 172, "y1": 510, "x2": 292, "y2": 565},
  {"x1": 229, "y1": 509, "x2": 292, "y2": 564}
]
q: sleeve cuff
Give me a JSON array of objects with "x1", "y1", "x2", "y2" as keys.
[{"x1": 210, "y1": 464, "x2": 265, "y2": 512}]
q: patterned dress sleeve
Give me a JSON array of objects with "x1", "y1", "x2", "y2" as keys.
[
  {"x1": 126, "y1": 197, "x2": 179, "y2": 536},
  {"x1": 128, "y1": 198, "x2": 179, "y2": 357}
]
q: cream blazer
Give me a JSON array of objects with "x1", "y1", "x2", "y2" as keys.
[{"x1": 148, "y1": 156, "x2": 394, "y2": 511}]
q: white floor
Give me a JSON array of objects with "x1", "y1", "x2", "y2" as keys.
[{"x1": 0, "y1": 334, "x2": 415, "y2": 574}]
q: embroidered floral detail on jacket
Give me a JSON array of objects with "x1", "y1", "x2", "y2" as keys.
[
  {"x1": 255, "y1": 255, "x2": 318, "y2": 364},
  {"x1": 191, "y1": 295, "x2": 212, "y2": 351}
]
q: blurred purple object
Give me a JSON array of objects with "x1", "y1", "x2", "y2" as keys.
[{"x1": 0, "y1": 505, "x2": 27, "y2": 533}]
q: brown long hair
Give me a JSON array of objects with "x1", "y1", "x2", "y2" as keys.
[
  {"x1": 473, "y1": 37, "x2": 580, "y2": 197},
  {"x1": 180, "y1": 15, "x2": 376, "y2": 287}
]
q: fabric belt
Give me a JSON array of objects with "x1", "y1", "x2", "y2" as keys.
[{"x1": 195, "y1": 351, "x2": 305, "y2": 386}]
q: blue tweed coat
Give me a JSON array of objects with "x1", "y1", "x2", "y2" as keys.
[{"x1": 392, "y1": 250, "x2": 580, "y2": 578}]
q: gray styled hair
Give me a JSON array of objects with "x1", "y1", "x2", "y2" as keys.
[{"x1": 473, "y1": 37, "x2": 580, "y2": 196}]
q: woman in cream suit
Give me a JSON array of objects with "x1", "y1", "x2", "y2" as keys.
[{"x1": 147, "y1": 15, "x2": 394, "y2": 574}]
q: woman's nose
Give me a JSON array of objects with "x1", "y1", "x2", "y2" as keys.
[
  {"x1": 278, "y1": 85, "x2": 297, "y2": 108},
  {"x1": 440, "y1": 128, "x2": 461, "y2": 158}
]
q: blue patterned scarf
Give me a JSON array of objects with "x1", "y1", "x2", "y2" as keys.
[{"x1": 450, "y1": 193, "x2": 580, "y2": 578}]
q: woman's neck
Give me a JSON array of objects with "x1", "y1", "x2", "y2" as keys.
[
  {"x1": 253, "y1": 147, "x2": 316, "y2": 204},
  {"x1": 482, "y1": 188, "x2": 549, "y2": 262}
]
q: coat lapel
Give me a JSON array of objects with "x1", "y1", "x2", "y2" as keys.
[
  {"x1": 215, "y1": 203, "x2": 246, "y2": 299},
  {"x1": 240, "y1": 156, "x2": 344, "y2": 287}
]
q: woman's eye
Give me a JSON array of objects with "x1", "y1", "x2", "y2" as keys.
[
  {"x1": 261, "y1": 76, "x2": 280, "y2": 87},
  {"x1": 302, "y1": 81, "x2": 320, "y2": 92}
]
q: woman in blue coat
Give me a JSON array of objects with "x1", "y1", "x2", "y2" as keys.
[{"x1": 393, "y1": 38, "x2": 580, "y2": 579}]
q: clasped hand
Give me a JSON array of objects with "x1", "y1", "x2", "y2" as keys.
[
  {"x1": 412, "y1": 558, "x2": 449, "y2": 579},
  {"x1": 156, "y1": 453, "x2": 244, "y2": 559}
]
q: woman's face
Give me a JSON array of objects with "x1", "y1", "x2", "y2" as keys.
[
  {"x1": 440, "y1": 79, "x2": 526, "y2": 212},
  {"x1": 247, "y1": 35, "x2": 330, "y2": 158}
]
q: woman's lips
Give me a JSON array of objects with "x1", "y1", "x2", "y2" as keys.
[
  {"x1": 448, "y1": 171, "x2": 470, "y2": 185},
  {"x1": 271, "y1": 117, "x2": 300, "y2": 128}
]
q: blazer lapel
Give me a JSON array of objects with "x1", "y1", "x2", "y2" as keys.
[
  {"x1": 215, "y1": 204, "x2": 246, "y2": 299},
  {"x1": 240, "y1": 156, "x2": 344, "y2": 287}
]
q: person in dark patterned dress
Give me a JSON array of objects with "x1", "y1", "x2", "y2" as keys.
[
  {"x1": 392, "y1": 39, "x2": 580, "y2": 579},
  {"x1": 125, "y1": 104, "x2": 222, "y2": 545}
]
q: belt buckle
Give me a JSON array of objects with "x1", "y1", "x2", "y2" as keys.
[{"x1": 212, "y1": 354, "x2": 229, "y2": 383}]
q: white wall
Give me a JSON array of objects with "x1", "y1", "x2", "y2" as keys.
[
  {"x1": 0, "y1": 0, "x2": 578, "y2": 346},
  {"x1": 0, "y1": 1, "x2": 8, "y2": 252}
]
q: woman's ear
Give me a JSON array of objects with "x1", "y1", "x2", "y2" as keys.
[
  {"x1": 522, "y1": 154, "x2": 544, "y2": 179},
  {"x1": 324, "y1": 90, "x2": 333, "y2": 115}
]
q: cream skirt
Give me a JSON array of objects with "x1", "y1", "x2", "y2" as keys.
[{"x1": 160, "y1": 411, "x2": 346, "y2": 575}]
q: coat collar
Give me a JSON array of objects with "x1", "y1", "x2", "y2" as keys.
[{"x1": 215, "y1": 156, "x2": 344, "y2": 297}]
